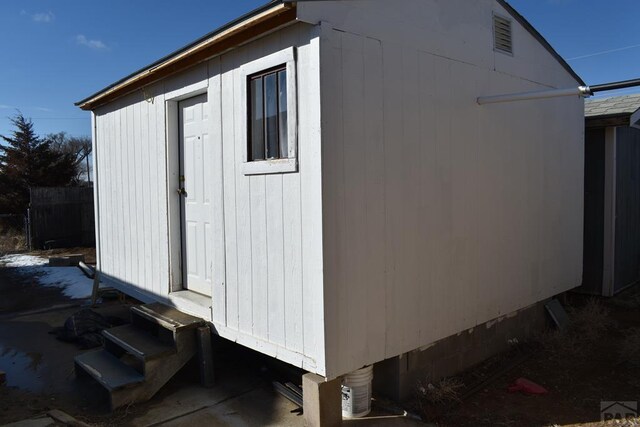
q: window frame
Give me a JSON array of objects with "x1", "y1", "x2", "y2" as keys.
[{"x1": 240, "y1": 47, "x2": 297, "y2": 175}]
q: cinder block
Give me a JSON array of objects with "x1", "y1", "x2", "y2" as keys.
[
  {"x1": 373, "y1": 300, "x2": 549, "y2": 402},
  {"x1": 303, "y1": 373, "x2": 342, "y2": 427}
]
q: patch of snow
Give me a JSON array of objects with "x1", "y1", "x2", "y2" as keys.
[
  {"x1": 1, "y1": 254, "x2": 48, "y2": 268},
  {"x1": 0, "y1": 254, "x2": 94, "y2": 299}
]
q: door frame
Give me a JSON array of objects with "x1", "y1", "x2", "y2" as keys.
[
  {"x1": 164, "y1": 63, "x2": 226, "y2": 326},
  {"x1": 166, "y1": 89, "x2": 208, "y2": 294},
  {"x1": 177, "y1": 93, "x2": 210, "y2": 295}
]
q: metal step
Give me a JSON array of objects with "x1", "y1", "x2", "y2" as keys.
[
  {"x1": 103, "y1": 324, "x2": 176, "y2": 361},
  {"x1": 131, "y1": 302, "x2": 204, "y2": 332},
  {"x1": 74, "y1": 349, "x2": 144, "y2": 390}
]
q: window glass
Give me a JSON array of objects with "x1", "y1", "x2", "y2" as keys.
[
  {"x1": 264, "y1": 73, "x2": 278, "y2": 159},
  {"x1": 248, "y1": 66, "x2": 288, "y2": 162},
  {"x1": 250, "y1": 77, "x2": 265, "y2": 160},
  {"x1": 278, "y1": 70, "x2": 288, "y2": 158}
]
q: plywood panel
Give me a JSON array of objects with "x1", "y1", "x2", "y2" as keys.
[
  {"x1": 266, "y1": 174, "x2": 285, "y2": 346},
  {"x1": 214, "y1": 24, "x2": 325, "y2": 367},
  {"x1": 320, "y1": 23, "x2": 584, "y2": 379},
  {"x1": 614, "y1": 127, "x2": 640, "y2": 292},
  {"x1": 220, "y1": 56, "x2": 239, "y2": 331}
]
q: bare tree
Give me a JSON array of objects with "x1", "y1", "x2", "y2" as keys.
[{"x1": 45, "y1": 132, "x2": 92, "y2": 183}]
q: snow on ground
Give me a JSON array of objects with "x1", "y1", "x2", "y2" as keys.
[{"x1": 0, "y1": 254, "x2": 94, "y2": 299}]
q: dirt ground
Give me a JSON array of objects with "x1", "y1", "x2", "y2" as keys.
[
  {"x1": 407, "y1": 288, "x2": 640, "y2": 426},
  {"x1": 1, "y1": 249, "x2": 639, "y2": 426}
]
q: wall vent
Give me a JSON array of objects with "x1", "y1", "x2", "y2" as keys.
[{"x1": 493, "y1": 14, "x2": 513, "y2": 54}]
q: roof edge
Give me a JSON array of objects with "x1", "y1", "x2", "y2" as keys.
[
  {"x1": 76, "y1": 1, "x2": 295, "y2": 110},
  {"x1": 496, "y1": 0, "x2": 585, "y2": 86}
]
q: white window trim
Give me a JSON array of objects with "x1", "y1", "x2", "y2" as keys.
[{"x1": 239, "y1": 47, "x2": 298, "y2": 175}]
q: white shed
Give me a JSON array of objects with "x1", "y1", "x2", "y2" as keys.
[{"x1": 77, "y1": 0, "x2": 584, "y2": 410}]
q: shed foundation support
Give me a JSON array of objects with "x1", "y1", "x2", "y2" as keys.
[
  {"x1": 302, "y1": 373, "x2": 342, "y2": 427},
  {"x1": 373, "y1": 299, "x2": 548, "y2": 401}
]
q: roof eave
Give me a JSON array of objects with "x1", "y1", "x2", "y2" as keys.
[
  {"x1": 585, "y1": 113, "x2": 631, "y2": 129},
  {"x1": 76, "y1": 1, "x2": 296, "y2": 111}
]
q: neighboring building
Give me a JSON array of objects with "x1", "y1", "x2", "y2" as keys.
[
  {"x1": 76, "y1": 0, "x2": 584, "y2": 409},
  {"x1": 582, "y1": 94, "x2": 640, "y2": 296}
]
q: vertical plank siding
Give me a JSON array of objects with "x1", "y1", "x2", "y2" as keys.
[
  {"x1": 316, "y1": 0, "x2": 584, "y2": 378},
  {"x1": 93, "y1": 23, "x2": 323, "y2": 372}
]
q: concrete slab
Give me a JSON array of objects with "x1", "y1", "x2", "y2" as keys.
[
  {"x1": 0, "y1": 271, "x2": 423, "y2": 427},
  {"x1": 134, "y1": 383, "x2": 303, "y2": 427}
]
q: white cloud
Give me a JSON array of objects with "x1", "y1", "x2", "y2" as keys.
[
  {"x1": 76, "y1": 34, "x2": 108, "y2": 50},
  {"x1": 32, "y1": 11, "x2": 54, "y2": 23}
]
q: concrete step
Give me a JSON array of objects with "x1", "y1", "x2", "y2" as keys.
[
  {"x1": 74, "y1": 349, "x2": 144, "y2": 390},
  {"x1": 131, "y1": 303, "x2": 204, "y2": 332},
  {"x1": 103, "y1": 324, "x2": 176, "y2": 361}
]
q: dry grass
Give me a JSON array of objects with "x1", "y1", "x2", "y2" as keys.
[
  {"x1": 417, "y1": 377, "x2": 465, "y2": 406},
  {"x1": 538, "y1": 298, "x2": 614, "y2": 359},
  {"x1": 0, "y1": 228, "x2": 27, "y2": 253},
  {"x1": 416, "y1": 377, "x2": 465, "y2": 422}
]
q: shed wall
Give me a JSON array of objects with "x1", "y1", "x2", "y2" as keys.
[
  {"x1": 93, "y1": 23, "x2": 325, "y2": 374},
  {"x1": 581, "y1": 128, "x2": 605, "y2": 295},
  {"x1": 312, "y1": 0, "x2": 584, "y2": 378},
  {"x1": 614, "y1": 126, "x2": 640, "y2": 293}
]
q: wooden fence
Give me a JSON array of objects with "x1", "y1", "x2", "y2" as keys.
[{"x1": 29, "y1": 187, "x2": 95, "y2": 249}]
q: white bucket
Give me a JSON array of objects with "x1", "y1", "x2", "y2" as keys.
[{"x1": 341, "y1": 365, "x2": 373, "y2": 418}]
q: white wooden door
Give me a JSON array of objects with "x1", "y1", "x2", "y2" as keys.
[{"x1": 179, "y1": 94, "x2": 213, "y2": 296}]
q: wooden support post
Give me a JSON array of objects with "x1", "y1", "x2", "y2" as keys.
[
  {"x1": 197, "y1": 325, "x2": 215, "y2": 387},
  {"x1": 90, "y1": 270, "x2": 101, "y2": 307}
]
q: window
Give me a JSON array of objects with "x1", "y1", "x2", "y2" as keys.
[
  {"x1": 240, "y1": 47, "x2": 297, "y2": 175},
  {"x1": 248, "y1": 66, "x2": 288, "y2": 161}
]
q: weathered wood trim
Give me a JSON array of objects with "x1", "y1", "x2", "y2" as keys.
[
  {"x1": 586, "y1": 114, "x2": 630, "y2": 129},
  {"x1": 78, "y1": 4, "x2": 296, "y2": 111}
]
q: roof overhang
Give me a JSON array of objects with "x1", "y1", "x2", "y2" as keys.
[
  {"x1": 586, "y1": 113, "x2": 632, "y2": 129},
  {"x1": 76, "y1": 1, "x2": 296, "y2": 111}
]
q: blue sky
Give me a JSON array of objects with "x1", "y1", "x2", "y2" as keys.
[{"x1": 0, "y1": 0, "x2": 638, "y2": 139}]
